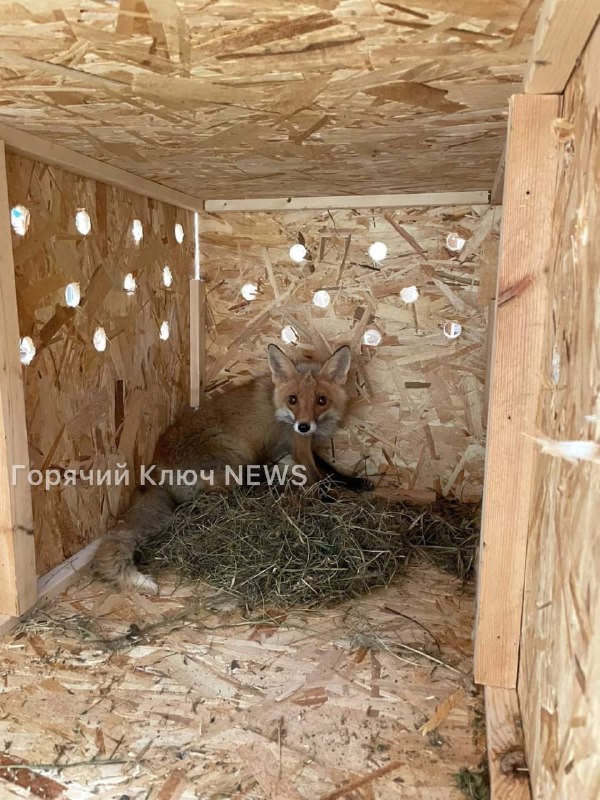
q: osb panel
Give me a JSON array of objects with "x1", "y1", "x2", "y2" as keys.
[
  {"x1": 201, "y1": 205, "x2": 500, "y2": 499},
  {"x1": 0, "y1": 1, "x2": 537, "y2": 198},
  {"x1": 0, "y1": 567, "x2": 484, "y2": 798},
  {"x1": 518, "y1": 24, "x2": 600, "y2": 800},
  {"x1": 8, "y1": 154, "x2": 193, "y2": 576}
]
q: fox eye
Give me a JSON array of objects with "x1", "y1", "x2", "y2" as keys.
[
  {"x1": 317, "y1": 395, "x2": 327, "y2": 406},
  {"x1": 288, "y1": 394, "x2": 298, "y2": 405}
]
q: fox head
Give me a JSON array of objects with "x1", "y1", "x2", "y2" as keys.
[{"x1": 267, "y1": 344, "x2": 352, "y2": 437}]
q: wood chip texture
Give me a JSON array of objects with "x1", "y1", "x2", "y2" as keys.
[
  {"x1": 0, "y1": 566, "x2": 484, "y2": 798},
  {"x1": 8, "y1": 154, "x2": 194, "y2": 576},
  {"x1": 201, "y1": 204, "x2": 500, "y2": 501},
  {"x1": 0, "y1": 1, "x2": 536, "y2": 198},
  {"x1": 518, "y1": 20, "x2": 600, "y2": 800}
]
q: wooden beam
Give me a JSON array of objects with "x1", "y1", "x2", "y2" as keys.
[
  {"x1": 0, "y1": 122, "x2": 204, "y2": 211},
  {"x1": 0, "y1": 142, "x2": 37, "y2": 617},
  {"x1": 205, "y1": 191, "x2": 491, "y2": 213},
  {"x1": 189, "y1": 280, "x2": 206, "y2": 407},
  {"x1": 474, "y1": 95, "x2": 560, "y2": 688},
  {"x1": 524, "y1": 0, "x2": 600, "y2": 93},
  {"x1": 490, "y1": 146, "x2": 506, "y2": 206},
  {"x1": 485, "y1": 687, "x2": 532, "y2": 800}
]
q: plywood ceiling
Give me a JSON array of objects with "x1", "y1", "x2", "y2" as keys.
[{"x1": 0, "y1": 0, "x2": 539, "y2": 199}]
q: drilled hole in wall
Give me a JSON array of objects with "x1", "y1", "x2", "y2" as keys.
[
  {"x1": 281, "y1": 325, "x2": 299, "y2": 345},
  {"x1": 368, "y1": 242, "x2": 387, "y2": 262},
  {"x1": 362, "y1": 329, "x2": 382, "y2": 347},
  {"x1": 162, "y1": 265, "x2": 173, "y2": 288},
  {"x1": 123, "y1": 273, "x2": 137, "y2": 295},
  {"x1": 65, "y1": 282, "x2": 81, "y2": 308},
  {"x1": 313, "y1": 290, "x2": 331, "y2": 308},
  {"x1": 159, "y1": 321, "x2": 170, "y2": 341},
  {"x1": 443, "y1": 321, "x2": 462, "y2": 340},
  {"x1": 75, "y1": 209, "x2": 91, "y2": 235},
  {"x1": 131, "y1": 219, "x2": 143, "y2": 244},
  {"x1": 11, "y1": 205, "x2": 30, "y2": 236},
  {"x1": 19, "y1": 336, "x2": 36, "y2": 365},
  {"x1": 400, "y1": 286, "x2": 419, "y2": 304},
  {"x1": 93, "y1": 326, "x2": 108, "y2": 352},
  {"x1": 174, "y1": 223, "x2": 184, "y2": 244},
  {"x1": 241, "y1": 282, "x2": 258, "y2": 301},
  {"x1": 446, "y1": 232, "x2": 466, "y2": 252},
  {"x1": 289, "y1": 243, "x2": 307, "y2": 263}
]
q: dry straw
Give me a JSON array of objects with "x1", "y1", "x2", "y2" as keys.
[{"x1": 137, "y1": 485, "x2": 480, "y2": 610}]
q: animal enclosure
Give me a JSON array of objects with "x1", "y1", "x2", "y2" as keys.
[{"x1": 0, "y1": 2, "x2": 598, "y2": 799}]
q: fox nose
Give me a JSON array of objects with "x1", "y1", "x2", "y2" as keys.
[{"x1": 297, "y1": 422, "x2": 311, "y2": 434}]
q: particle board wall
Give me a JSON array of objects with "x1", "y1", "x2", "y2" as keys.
[
  {"x1": 518, "y1": 23, "x2": 600, "y2": 799},
  {"x1": 0, "y1": 1, "x2": 535, "y2": 199},
  {"x1": 201, "y1": 205, "x2": 500, "y2": 500},
  {"x1": 7, "y1": 154, "x2": 193, "y2": 576}
]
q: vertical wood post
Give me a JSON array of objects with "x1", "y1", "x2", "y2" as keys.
[
  {"x1": 474, "y1": 95, "x2": 560, "y2": 688},
  {"x1": 189, "y1": 279, "x2": 206, "y2": 407},
  {"x1": 0, "y1": 142, "x2": 37, "y2": 616}
]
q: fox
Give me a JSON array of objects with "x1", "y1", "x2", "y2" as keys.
[{"x1": 92, "y1": 343, "x2": 372, "y2": 593}]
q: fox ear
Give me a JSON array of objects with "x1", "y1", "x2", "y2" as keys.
[
  {"x1": 268, "y1": 344, "x2": 297, "y2": 382},
  {"x1": 319, "y1": 345, "x2": 351, "y2": 384}
]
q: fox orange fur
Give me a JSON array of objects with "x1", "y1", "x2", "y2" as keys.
[{"x1": 93, "y1": 344, "x2": 371, "y2": 592}]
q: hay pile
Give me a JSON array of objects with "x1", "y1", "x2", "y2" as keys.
[{"x1": 136, "y1": 485, "x2": 480, "y2": 609}]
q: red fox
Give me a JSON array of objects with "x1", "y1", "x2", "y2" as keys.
[{"x1": 93, "y1": 344, "x2": 372, "y2": 592}]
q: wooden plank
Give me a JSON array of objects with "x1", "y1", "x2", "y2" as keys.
[
  {"x1": 205, "y1": 191, "x2": 491, "y2": 213},
  {"x1": 519, "y1": 25, "x2": 600, "y2": 798},
  {"x1": 0, "y1": 143, "x2": 37, "y2": 616},
  {"x1": 474, "y1": 95, "x2": 560, "y2": 688},
  {"x1": 0, "y1": 122, "x2": 204, "y2": 211},
  {"x1": 189, "y1": 280, "x2": 206, "y2": 407},
  {"x1": 524, "y1": 0, "x2": 600, "y2": 93},
  {"x1": 485, "y1": 687, "x2": 532, "y2": 800},
  {"x1": 490, "y1": 146, "x2": 506, "y2": 206},
  {"x1": 36, "y1": 537, "x2": 99, "y2": 606}
]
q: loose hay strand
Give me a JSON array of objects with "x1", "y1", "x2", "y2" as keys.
[{"x1": 137, "y1": 485, "x2": 480, "y2": 610}]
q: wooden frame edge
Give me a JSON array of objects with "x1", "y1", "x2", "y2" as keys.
[
  {"x1": 205, "y1": 190, "x2": 492, "y2": 213},
  {"x1": 0, "y1": 122, "x2": 204, "y2": 211}
]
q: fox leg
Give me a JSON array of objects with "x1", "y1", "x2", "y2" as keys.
[
  {"x1": 312, "y1": 453, "x2": 373, "y2": 492},
  {"x1": 92, "y1": 486, "x2": 176, "y2": 593}
]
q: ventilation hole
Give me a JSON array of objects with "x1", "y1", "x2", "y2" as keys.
[
  {"x1": 443, "y1": 321, "x2": 462, "y2": 340},
  {"x1": 123, "y1": 273, "x2": 137, "y2": 295},
  {"x1": 174, "y1": 223, "x2": 184, "y2": 244},
  {"x1": 162, "y1": 265, "x2": 173, "y2": 288},
  {"x1": 64, "y1": 282, "x2": 81, "y2": 308},
  {"x1": 131, "y1": 219, "x2": 143, "y2": 244},
  {"x1": 400, "y1": 285, "x2": 419, "y2": 304},
  {"x1": 241, "y1": 282, "x2": 258, "y2": 301},
  {"x1": 75, "y1": 209, "x2": 91, "y2": 235},
  {"x1": 289, "y1": 243, "x2": 307, "y2": 263},
  {"x1": 159, "y1": 321, "x2": 170, "y2": 341},
  {"x1": 368, "y1": 242, "x2": 387, "y2": 261},
  {"x1": 281, "y1": 325, "x2": 299, "y2": 344},
  {"x1": 313, "y1": 290, "x2": 331, "y2": 308},
  {"x1": 93, "y1": 327, "x2": 108, "y2": 352},
  {"x1": 446, "y1": 232, "x2": 466, "y2": 252},
  {"x1": 19, "y1": 336, "x2": 36, "y2": 365},
  {"x1": 362, "y1": 329, "x2": 382, "y2": 347},
  {"x1": 11, "y1": 205, "x2": 30, "y2": 236}
]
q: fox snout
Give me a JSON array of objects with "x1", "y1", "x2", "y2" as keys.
[{"x1": 294, "y1": 421, "x2": 316, "y2": 436}]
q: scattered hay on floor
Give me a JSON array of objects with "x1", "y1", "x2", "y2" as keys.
[
  {"x1": 454, "y1": 765, "x2": 491, "y2": 800},
  {"x1": 136, "y1": 484, "x2": 480, "y2": 610}
]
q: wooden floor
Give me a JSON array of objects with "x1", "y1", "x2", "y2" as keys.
[{"x1": 0, "y1": 566, "x2": 483, "y2": 799}]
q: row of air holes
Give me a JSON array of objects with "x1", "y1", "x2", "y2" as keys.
[
  {"x1": 245, "y1": 231, "x2": 467, "y2": 347},
  {"x1": 12, "y1": 206, "x2": 182, "y2": 365},
  {"x1": 10, "y1": 204, "x2": 186, "y2": 245}
]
